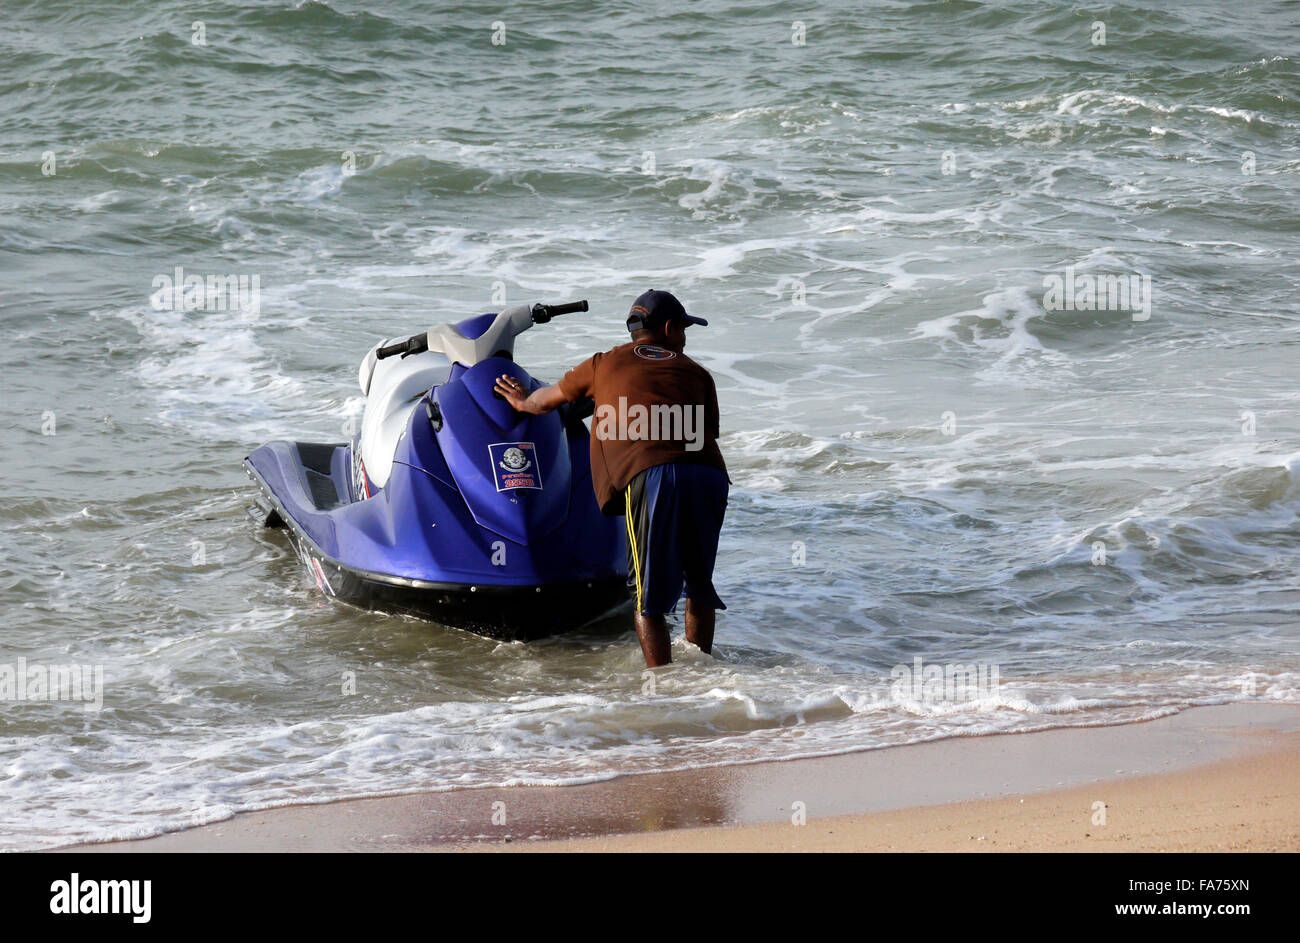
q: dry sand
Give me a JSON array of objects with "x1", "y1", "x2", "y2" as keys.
[{"x1": 60, "y1": 703, "x2": 1300, "y2": 853}]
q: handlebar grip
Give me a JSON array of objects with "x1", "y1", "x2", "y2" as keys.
[
  {"x1": 531, "y1": 300, "x2": 589, "y2": 323},
  {"x1": 375, "y1": 334, "x2": 430, "y2": 360}
]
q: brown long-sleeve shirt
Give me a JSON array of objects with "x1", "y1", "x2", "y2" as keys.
[{"x1": 557, "y1": 342, "x2": 727, "y2": 514}]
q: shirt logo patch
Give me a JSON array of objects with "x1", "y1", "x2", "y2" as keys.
[
  {"x1": 634, "y1": 344, "x2": 677, "y2": 361},
  {"x1": 488, "y1": 441, "x2": 543, "y2": 491}
]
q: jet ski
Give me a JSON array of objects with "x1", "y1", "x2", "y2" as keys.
[{"x1": 243, "y1": 300, "x2": 630, "y2": 641}]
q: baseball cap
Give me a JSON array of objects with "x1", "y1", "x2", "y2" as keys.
[{"x1": 625, "y1": 289, "x2": 708, "y2": 333}]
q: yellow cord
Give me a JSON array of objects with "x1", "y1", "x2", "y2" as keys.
[{"x1": 625, "y1": 492, "x2": 643, "y2": 613}]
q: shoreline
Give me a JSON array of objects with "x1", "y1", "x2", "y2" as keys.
[
  {"x1": 56, "y1": 702, "x2": 1300, "y2": 853},
  {"x1": 512, "y1": 739, "x2": 1300, "y2": 853}
]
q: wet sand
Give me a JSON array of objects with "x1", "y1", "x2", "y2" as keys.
[{"x1": 58, "y1": 703, "x2": 1300, "y2": 853}]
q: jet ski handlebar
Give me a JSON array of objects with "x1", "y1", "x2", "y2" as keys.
[
  {"x1": 530, "y1": 299, "x2": 588, "y2": 323},
  {"x1": 374, "y1": 300, "x2": 589, "y2": 360}
]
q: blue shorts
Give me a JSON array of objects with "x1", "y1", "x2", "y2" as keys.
[{"x1": 623, "y1": 462, "x2": 729, "y2": 616}]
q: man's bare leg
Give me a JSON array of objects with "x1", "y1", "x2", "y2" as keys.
[
  {"x1": 635, "y1": 612, "x2": 672, "y2": 667},
  {"x1": 684, "y1": 598, "x2": 714, "y2": 654}
]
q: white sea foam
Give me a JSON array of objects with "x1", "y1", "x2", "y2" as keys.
[
  {"x1": 108, "y1": 302, "x2": 308, "y2": 439},
  {"x1": 913, "y1": 287, "x2": 1051, "y2": 374}
]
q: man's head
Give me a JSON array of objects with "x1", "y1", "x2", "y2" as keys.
[{"x1": 625, "y1": 289, "x2": 707, "y2": 352}]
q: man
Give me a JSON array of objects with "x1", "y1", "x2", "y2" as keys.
[{"x1": 493, "y1": 289, "x2": 729, "y2": 667}]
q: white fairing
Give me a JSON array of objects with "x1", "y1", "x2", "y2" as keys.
[
  {"x1": 355, "y1": 304, "x2": 536, "y2": 491},
  {"x1": 358, "y1": 344, "x2": 451, "y2": 489}
]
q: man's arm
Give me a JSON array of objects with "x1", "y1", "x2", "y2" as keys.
[{"x1": 493, "y1": 375, "x2": 571, "y2": 415}]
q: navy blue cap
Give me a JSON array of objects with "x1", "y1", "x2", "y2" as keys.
[{"x1": 626, "y1": 289, "x2": 708, "y2": 334}]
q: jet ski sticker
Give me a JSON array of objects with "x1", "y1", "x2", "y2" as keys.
[
  {"x1": 489, "y1": 441, "x2": 543, "y2": 492},
  {"x1": 309, "y1": 557, "x2": 335, "y2": 596}
]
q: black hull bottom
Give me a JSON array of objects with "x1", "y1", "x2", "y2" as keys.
[{"x1": 282, "y1": 525, "x2": 631, "y2": 642}]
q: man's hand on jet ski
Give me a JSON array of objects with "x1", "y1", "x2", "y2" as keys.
[{"x1": 494, "y1": 375, "x2": 570, "y2": 415}]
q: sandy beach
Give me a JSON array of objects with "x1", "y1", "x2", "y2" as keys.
[{"x1": 58, "y1": 703, "x2": 1300, "y2": 853}]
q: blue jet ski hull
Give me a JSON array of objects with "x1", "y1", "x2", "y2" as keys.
[{"x1": 244, "y1": 356, "x2": 631, "y2": 641}]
